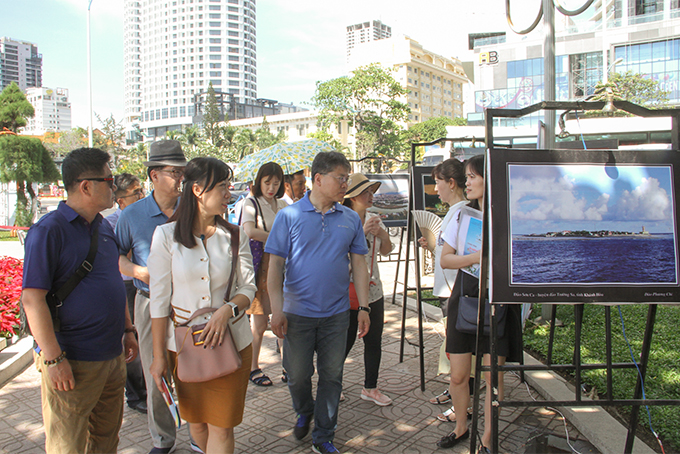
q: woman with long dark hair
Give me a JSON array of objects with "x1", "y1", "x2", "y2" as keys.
[
  {"x1": 148, "y1": 157, "x2": 256, "y2": 454},
  {"x1": 436, "y1": 154, "x2": 522, "y2": 451},
  {"x1": 240, "y1": 161, "x2": 288, "y2": 387}
]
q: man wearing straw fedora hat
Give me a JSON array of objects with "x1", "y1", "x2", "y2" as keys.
[{"x1": 116, "y1": 140, "x2": 187, "y2": 454}]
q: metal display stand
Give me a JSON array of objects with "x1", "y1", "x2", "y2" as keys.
[{"x1": 469, "y1": 101, "x2": 680, "y2": 454}]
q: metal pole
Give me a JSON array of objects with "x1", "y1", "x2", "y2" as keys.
[
  {"x1": 87, "y1": 0, "x2": 94, "y2": 148},
  {"x1": 543, "y1": 0, "x2": 555, "y2": 149}
]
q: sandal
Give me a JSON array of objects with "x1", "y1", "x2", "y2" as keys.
[
  {"x1": 281, "y1": 370, "x2": 289, "y2": 383},
  {"x1": 429, "y1": 389, "x2": 451, "y2": 405},
  {"x1": 436, "y1": 406, "x2": 473, "y2": 422},
  {"x1": 249, "y1": 369, "x2": 273, "y2": 386}
]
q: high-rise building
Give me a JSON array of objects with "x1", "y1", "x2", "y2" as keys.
[
  {"x1": 0, "y1": 37, "x2": 42, "y2": 91},
  {"x1": 469, "y1": 0, "x2": 680, "y2": 127},
  {"x1": 347, "y1": 35, "x2": 468, "y2": 124},
  {"x1": 124, "y1": 0, "x2": 258, "y2": 138},
  {"x1": 22, "y1": 87, "x2": 72, "y2": 135},
  {"x1": 346, "y1": 20, "x2": 391, "y2": 61}
]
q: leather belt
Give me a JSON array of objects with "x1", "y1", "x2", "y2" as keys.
[{"x1": 137, "y1": 289, "x2": 150, "y2": 299}]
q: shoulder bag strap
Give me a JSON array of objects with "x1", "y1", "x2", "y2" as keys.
[
  {"x1": 54, "y1": 222, "x2": 100, "y2": 302},
  {"x1": 252, "y1": 197, "x2": 267, "y2": 232},
  {"x1": 224, "y1": 223, "x2": 240, "y2": 300}
]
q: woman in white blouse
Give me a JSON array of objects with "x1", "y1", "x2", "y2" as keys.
[
  {"x1": 240, "y1": 161, "x2": 288, "y2": 387},
  {"x1": 148, "y1": 157, "x2": 256, "y2": 454}
]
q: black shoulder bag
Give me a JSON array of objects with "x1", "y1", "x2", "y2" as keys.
[{"x1": 20, "y1": 224, "x2": 100, "y2": 335}]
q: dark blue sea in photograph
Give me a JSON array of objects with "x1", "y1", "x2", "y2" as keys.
[{"x1": 512, "y1": 235, "x2": 677, "y2": 283}]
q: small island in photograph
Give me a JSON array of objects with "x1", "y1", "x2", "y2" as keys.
[{"x1": 518, "y1": 226, "x2": 657, "y2": 239}]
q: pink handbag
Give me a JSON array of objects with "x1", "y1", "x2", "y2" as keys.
[
  {"x1": 173, "y1": 222, "x2": 242, "y2": 383},
  {"x1": 174, "y1": 307, "x2": 242, "y2": 383}
]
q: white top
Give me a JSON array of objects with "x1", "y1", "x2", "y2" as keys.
[
  {"x1": 241, "y1": 195, "x2": 287, "y2": 232},
  {"x1": 148, "y1": 222, "x2": 257, "y2": 352},
  {"x1": 281, "y1": 193, "x2": 294, "y2": 206},
  {"x1": 433, "y1": 201, "x2": 467, "y2": 298},
  {"x1": 350, "y1": 212, "x2": 388, "y2": 303}
]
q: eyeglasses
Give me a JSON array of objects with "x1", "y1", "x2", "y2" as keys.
[
  {"x1": 76, "y1": 177, "x2": 114, "y2": 188},
  {"x1": 324, "y1": 173, "x2": 350, "y2": 185},
  {"x1": 157, "y1": 169, "x2": 184, "y2": 179},
  {"x1": 119, "y1": 188, "x2": 145, "y2": 199}
]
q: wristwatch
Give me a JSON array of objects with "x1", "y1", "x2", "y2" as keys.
[
  {"x1": 358, "y1": 305, "x2": 371, "y2": 314},
  {"x1": 226, "y1": 301, "x2": 239, "y2": 318}
]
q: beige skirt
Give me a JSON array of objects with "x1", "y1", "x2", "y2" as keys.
[{"x1": 169, "y1": 344, "x2": 252, "y2": 428}]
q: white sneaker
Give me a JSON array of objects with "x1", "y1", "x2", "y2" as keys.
[{"x1": 360, "y1": 388, "x2": 392, "y2": 406}]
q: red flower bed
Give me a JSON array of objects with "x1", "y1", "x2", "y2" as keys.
[{"x1": 0, "y1": 256, "x2": 23, "y2": 337}]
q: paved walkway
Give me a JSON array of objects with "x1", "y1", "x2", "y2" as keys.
[
  {"x1": 0, "y1": 308, "x2": 598, "y2": 453},
  {"x1": 0, "y1": 242, "x2": 601, "y2": 453}
]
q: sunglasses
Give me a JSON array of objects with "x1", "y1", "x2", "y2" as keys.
[{"x1": 76, "y1": 177, "x2": 115, "y2": 188}]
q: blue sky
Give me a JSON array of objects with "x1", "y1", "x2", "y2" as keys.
[
  {"x1": 0, "y1": 0, "x2": 511, "y2": 129},
  {"x1": 509, "y1": 164, "x2": 676, "y2": 234}
]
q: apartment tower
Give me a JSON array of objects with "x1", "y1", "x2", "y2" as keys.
[
  {"x1": 124, "y1": 0, "x2": 257, "y2": 138},
  {"x1": 0, "y1": 37, "x2": 42, "y2": 92},
  {"x1": 346, "y1": 20, "x2": 391, "y2": 61}
]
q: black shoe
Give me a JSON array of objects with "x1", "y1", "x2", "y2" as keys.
[
  {"x1": 436, "y1": 429, "x2": 469, "y2": 449},
  {"x1": 128, "y1": 401, "x2": 148, "y2": 414},
  {"x1": 477, "y1": 445, "x2": 491, "y2": 454},
  {"x1": 293, "y1": 413, "x2": 312, "y2": 440}
]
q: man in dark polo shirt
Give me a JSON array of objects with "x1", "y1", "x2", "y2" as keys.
[
  {"x1": 116, "y1": 139, "x2": 186, "y2": 454},
  {"x1": 22, "y1": 147, "x2": 138, "y2": 454}
]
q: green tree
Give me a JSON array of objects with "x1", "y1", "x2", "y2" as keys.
[
  {"x1": 0, "y1": 82, "x2": 34, "y2": 133},
  {"x1": 234, "y1": 128, "x2": 256, "y2": 161},
  {"x1": 43, "y1": 128, "x2": 90, "y2": 158},
  {"x1": 591, "y1": 70, "x2": 670, "y2": 115},
  {"x1": 307, "y1": 130, "x2": 345, "y2": 155},
  {"x1": 312, "y1": 64, "x2": 410, "y2": 167},
  {"x1": 203, "y1": 82, "x2": 222, "y2": 146},
  {"x1": 254, "y1": 118, "x2": 285, "y2": 151},
  {"x1": 96, "y1": 114, "x2": 126, "y2": 169},
  {"x1": 0, "y1": 83, "x2": 59, "y2": 226},
  {"x1": 0, "y1": 135, "x2": 60, "y2": 226},
  {"x1": 116, "y1": 142, "x2": 147, "y2": 181}
]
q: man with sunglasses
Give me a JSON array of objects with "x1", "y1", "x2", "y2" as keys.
[
  {"x1": 22, "y1": 148, "x2": 138, "y2": 453},
  {"x1": 106, "y1": 173, "x2": 147, "y2": 415},
  {"x1": 115, "y1": 140, "x2": 187, "y2": 454}
]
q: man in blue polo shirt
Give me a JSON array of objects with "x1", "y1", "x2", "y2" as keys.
[
  {"x1": 22, "y1": 147, "x2": 138, "y2": 454},
  {"x1": 116, "y1": 140, "x2": 186, "y2": 454},
  {"x1": 266, "y1": 151, "x2": 371, "y2": 454}
]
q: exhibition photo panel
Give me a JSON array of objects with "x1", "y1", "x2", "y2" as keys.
[{"x1": 489, "y1": 148, "x2": 680, "y2": 305}]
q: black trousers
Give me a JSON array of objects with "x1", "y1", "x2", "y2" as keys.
[{"x1": 345, "y1": 297, "x2": 385, "y2": 389}]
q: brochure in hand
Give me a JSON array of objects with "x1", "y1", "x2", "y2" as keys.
[
  {"x1": 160, "y1": 376, "x2": 182, "y2": 429},
  {"x1": 457, "y1": 205, "x2": 483, "y2": 278}
]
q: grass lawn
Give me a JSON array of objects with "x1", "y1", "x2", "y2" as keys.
[
  {"x1": 0, "y1": 231, "x2": 20, "y2": 241},
  {"x1": 524, "y1": 304, "x2": 680, "y2": 453}
]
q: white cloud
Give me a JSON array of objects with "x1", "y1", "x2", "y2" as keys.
[
  {"x1": 510, "y1": 176, "x2": 594, "y2": 221},
  {"x1": 614, "y1": 177, "x2": 672, "y2": 221}
]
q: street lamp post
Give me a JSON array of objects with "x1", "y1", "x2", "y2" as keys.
[{"x1": 87, "y1": 0, "x2": 94, "y2": 148}]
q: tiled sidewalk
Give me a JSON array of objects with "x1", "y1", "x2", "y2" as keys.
[{"x1": 0, "y1": 298, "x2": 597, "y2": 454}]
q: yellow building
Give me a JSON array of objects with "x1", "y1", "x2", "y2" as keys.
[{"x1": 347, "y1": 35, "x2": 469, "y2": 125}]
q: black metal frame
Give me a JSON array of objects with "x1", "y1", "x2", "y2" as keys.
[{"x1": 473, "y1": 101, "x2": 680, "y2": 454}]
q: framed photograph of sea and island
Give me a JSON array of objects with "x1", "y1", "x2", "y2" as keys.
[
  {"x1": 365, "y1": 174, "x2": 409, "y2": 227},
  {"x1": 489, "y1": 148, "x2": 680, "y2": 305}
]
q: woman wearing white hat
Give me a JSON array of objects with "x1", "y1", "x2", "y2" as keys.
[{"x1": 342, "y1": 173, "x2": 393, "y2": 406}]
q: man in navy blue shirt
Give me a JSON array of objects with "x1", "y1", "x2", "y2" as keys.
[
  {"x1": 22, "y1": 147, "x2": 138, "y2": 454},
  {"x1": 116, "y1": 140, "x2": 186, "y2": 454},
  {"x1": 266, "y1": 151, "x2": 371, "y2": 454}
]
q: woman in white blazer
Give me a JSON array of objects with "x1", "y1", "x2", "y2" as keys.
[{"x1": 148, "y1": 157, "x2": 256, "y2": 454}]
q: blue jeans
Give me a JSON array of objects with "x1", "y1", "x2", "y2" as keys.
[{"x1": 283, "y1": 310, "x2": 349, "y2": 444}]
